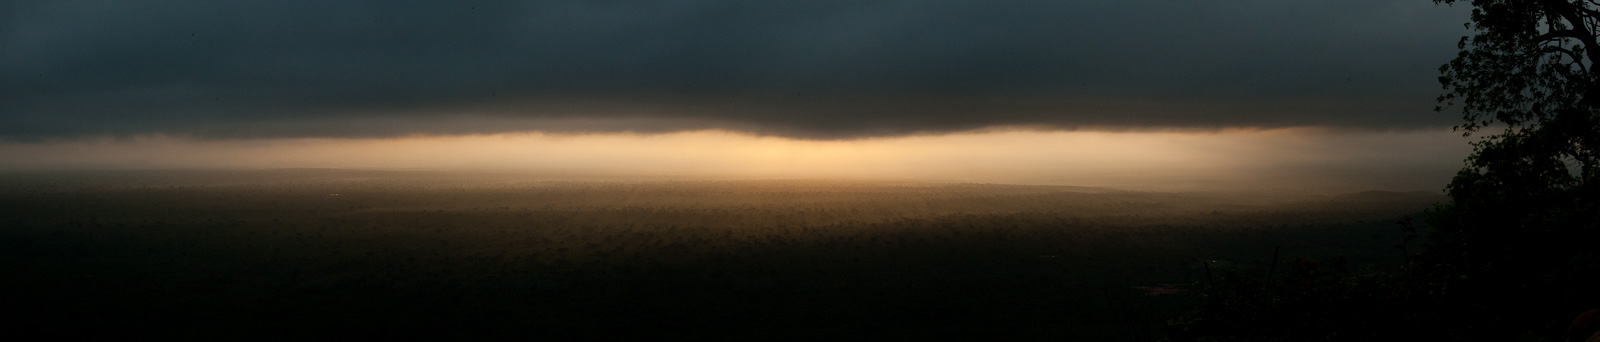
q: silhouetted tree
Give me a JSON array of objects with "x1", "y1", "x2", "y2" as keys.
[
  {"x1": 1167, "y1": 3, "x2": 1600, "y2": 340},
  {"x1": 1430, "y1": 0, "x2": 1600, "y2": 339}
]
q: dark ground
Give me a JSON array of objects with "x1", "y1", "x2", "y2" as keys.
[{"x1": 0, "y1": 170, "x2": 1442, "y2": 340}]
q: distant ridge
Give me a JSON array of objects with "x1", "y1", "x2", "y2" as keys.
[{"x1": 1321, "y1": 190, "x2": 1446, "y2": 203}]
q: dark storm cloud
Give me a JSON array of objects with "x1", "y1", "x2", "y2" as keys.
[{"x1": 0, "y1": 0, "x2": 1471, "y2": 140}]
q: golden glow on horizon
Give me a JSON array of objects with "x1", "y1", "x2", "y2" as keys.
[{"x1": 0, "y1": 128, "x2": 1469, "y2": 192}]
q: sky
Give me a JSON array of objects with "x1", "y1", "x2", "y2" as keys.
[{"x1": 0, "y1": 1, "x2": 1477, "y2": 192}]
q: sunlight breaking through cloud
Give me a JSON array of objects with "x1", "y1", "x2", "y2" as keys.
[{"x1": 0, "y1": 128, "x2": 1468, "y2": 193}]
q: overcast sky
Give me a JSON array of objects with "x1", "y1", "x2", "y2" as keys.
[{"x1": 0, "y1": 0, "x2": 1472, "y2": 140}]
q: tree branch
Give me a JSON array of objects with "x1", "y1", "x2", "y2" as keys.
[
  {"x1": 1537, "y1": 29, "x2": 1591, "y2": 42},
  {"x1": 1542, "y1": 45, "x2": 1587, "y2": 63},
  {"x1": 1539, "y1": 0, "x2": 1600, "y2": 108},
  {"x1": 1582, "y1": 6, "x2": 1600, "y2": 20}
]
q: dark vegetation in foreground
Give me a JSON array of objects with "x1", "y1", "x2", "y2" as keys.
[{"x1": 0, "y1": 170, "x2": 1442, "y2": 340}]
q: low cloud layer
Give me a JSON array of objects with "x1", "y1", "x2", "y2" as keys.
[{"x1": 1, "y1": 1, "x2": 1471, "y2": 140}]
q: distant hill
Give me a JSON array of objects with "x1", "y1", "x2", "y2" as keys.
[{"x1": 1315, "y1": 190, "x2": 1447, "y2": 203}]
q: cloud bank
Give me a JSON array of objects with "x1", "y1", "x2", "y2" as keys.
[{"x1": 1, "y1": 0, "x2": 1471, "y2": 140}]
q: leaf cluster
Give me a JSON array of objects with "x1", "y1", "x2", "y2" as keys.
[{"x1": 1435, "y1": 0, "x2": 1595, "y2": 134}]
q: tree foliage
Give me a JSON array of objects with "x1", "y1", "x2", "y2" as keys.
[
  {"x1": 1429, "y1": 0, "x2": 1599, "y2": 339},
  {"x1": 1435, "y1": 0, "x2": 1600, "y2": 217}
]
